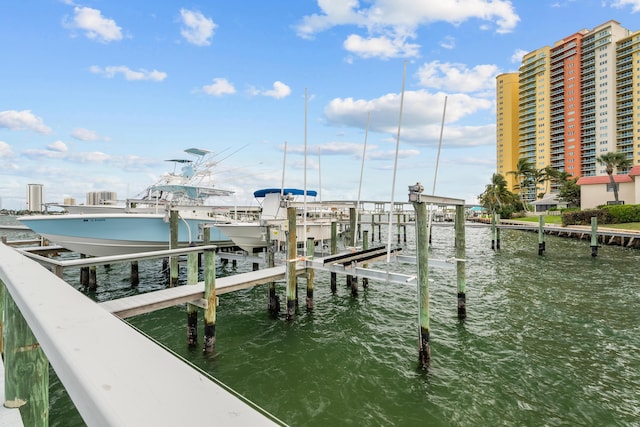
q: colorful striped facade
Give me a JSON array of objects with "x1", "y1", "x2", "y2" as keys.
[{"x1": 496, "y1": 20, "x2": 640, "y2": 199}]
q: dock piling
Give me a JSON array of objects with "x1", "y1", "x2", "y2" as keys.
[
  {"x1": 410, "y1": 183, "x2": 430, "y2": 369},
  {"x1": 538, "y1": 215, "x2": 546, "y2": 255},
  {"x1": 495, "y1": 213, "x2": 501, "y2": 249},
  {"x1": 130, "y1": 261, "x2": 139, "y2": 286},
  {"x1": 169, "y1": 210, "x2": 179, "y2": 287},
  {"x1": 455, "y1": 205, "x2": 466, "y2": 320},
  {"x1": 80, "y1": 254, "x2": 89, "y2": 286},
  {"x1": 88, "y1": 265, "x2": 97, "y2": 290},
  {"x1": 187, "y1": 247, "x2": 198, "y2": 347},
  {"x1": 590, "y1": 216, "x2": 599, "y2": 257},
  {"x1": 203, "y1": 247, "x2": 216, "y2": 353},
  {"x1": 286, "y1": 207, "x2": 297, "y2": 320},
  {"x1": 306, "y1": 237, "x2": 314, "y2": 310},
  {"x1": 362, "y1": 230, "x2": 369, "y2": 289},
  {"x1": 267, "y1": 239, "x2": 279, "y2": 315},
  {"x1": 330, "y1": 222, "x2": 338, "y2": 293}
]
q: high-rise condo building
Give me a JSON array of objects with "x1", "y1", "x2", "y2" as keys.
[
  {"x1": 86, "y1": 191, "x2": 117, "y2": 205},
  {"x1": 496, "y1": 20, "x2": 640, "y2": 202},
  {"x1": 26, "y1": 183, "x2": 44, "y2": 212}
]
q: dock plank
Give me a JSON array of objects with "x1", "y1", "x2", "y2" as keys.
[{"x1": 99, "y1": 264, "x2": 307, "y2": 318}]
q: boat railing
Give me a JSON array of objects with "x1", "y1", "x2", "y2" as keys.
[{"x1": 0, "y1": 243, "x2": 281, "y2": 426}]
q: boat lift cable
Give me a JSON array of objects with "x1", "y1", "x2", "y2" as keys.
[
  {"x1": 427, "y1": 95, "x2": 448, "y2": 242},
  {"x1": 387, "y1": 60, "x2": 407, "y2": 263},
  {"x1": 214, "y1": 143, "x2": 250, "y2": 164},
  {"x1": 179, "y1": 214, "x2": 193, "y2": 245}
]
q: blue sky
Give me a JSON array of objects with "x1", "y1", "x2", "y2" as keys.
[{"x1": 2, "y1": 0, "x2": 640, "y2": 210}]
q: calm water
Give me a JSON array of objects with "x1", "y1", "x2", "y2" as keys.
[{"x1": 2, "y1": 216, "x2": 640, "y2": 426}]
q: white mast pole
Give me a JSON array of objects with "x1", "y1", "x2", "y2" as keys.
[
  {"x1": 356, "y1": 111, "x2": 371, "y2": 248},
  {"x1": 387, "y1": 60, "x2": 407, "y2": 262},
  {"x1": 303, "y1": 88, "x2": 308, "y2": 255}
]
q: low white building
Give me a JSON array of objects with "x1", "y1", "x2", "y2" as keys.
[{"x1": 576, "y1": 165, "x2": 640, "y2": 209}]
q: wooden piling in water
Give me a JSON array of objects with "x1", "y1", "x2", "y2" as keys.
[
  {"x1": 590, "y1": 216, "x2": 598, "y2": 257},
  {"x1": 347, "y1": 208, "x2": 357, "y2": 293},
  {"x1": 455, "y1": 205, "x2": 466, "y2": 320},
  {"x1": 203, "y1": 247, "x2": 216, "y2": 353},
  {"x1": 495, "y1": 213, "x2": 501, "y2": 249},
  {"x1": 411, "y1": 192, "x2": 431, "y2": 369},
  {"x1": 330, "y1": 221, "x2": 337, "y2": 293},
  {"x1": 491, "y1": 213, "x2": 497, "y2": 250},
  {"x1": 88, "y1": 265, "x2": 97, "y2": 290},
  {"x1": 371, "y1": 214, "x2": 376, "y2": 241},
  {"x1": 538, "y1": 215, "x2": 546, "y2": 255},
  {"x1": 267, "y1": 239, "x2": 279, "y2": 315},
  {"x1": 186, "y1": 248, "x2": 199, "y2": 348},
  {"x1": 80, "y1": 254, "x2": 89, "y2": 286},
  {"x1": 306, "y1": 237, "x2": 314, "y2": 310},
  {"x1": 362, "y1": 230, "x2": 369, "y2": 289},
  {"x1": 286, "y1": 207, "x2": 297, "y2": 320},
  {"x1": 169, "y1": 210, "x2": 179, "y2": 287},
  {"x1": 330, "y1": 221, "x2": 337, "y2": 255},
  {"x1": 130, "y1": 261, "x2": 139, "y2": 286},
  {"x1": 3, "y1": 288, "x2": 49, "y2": 425},
  {"x1": 349, "y1": 207, "x2": 356, "y2": 247}
]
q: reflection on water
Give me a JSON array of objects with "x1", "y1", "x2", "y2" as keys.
[{"x1": 3, "y1": 216, "x2": 639, "y2": 426}]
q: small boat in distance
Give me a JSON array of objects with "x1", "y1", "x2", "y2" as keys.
[
  {"x1": 18, "y1": 148, "x2": 238, "y2": 256},
  {"x1": 215, "y1": 188, "x2": 339, "y2": 253}
]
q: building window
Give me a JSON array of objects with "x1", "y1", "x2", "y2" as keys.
[{"x1": 606, "y1": 183, "x2": 619, "y2": 193}]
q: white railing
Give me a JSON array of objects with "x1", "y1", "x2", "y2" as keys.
[{"x1": 0, "y1": 243, "x2": 283, "y2": 426}]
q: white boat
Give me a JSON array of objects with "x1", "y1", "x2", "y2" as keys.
[
  {"x1": 215, "y1": 188, "x2": 337, "y2": 253},
  {"x1": 18, "y1": 148, "x2": 238, "y2": 256}
]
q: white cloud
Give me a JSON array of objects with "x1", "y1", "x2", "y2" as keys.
[
  {"x1": 180, "y1": 9, "x2": 216, "y2": 46},
  {"x1": 415, "y1": 60, "x2": 500, "y2": 93},
  {"x1": 343, "y1": 34, "x2": 420, "y2": 59},
  {"x1": 23, "y1": 149, "x2": 111, "y2": 163},
  {"x1": 289, "y1": 141, "x2": 367, "y2": 157},
  {"x1": 323, "y1": 90, "x2": 493, "y2": 146},
  {"x1": 510, "y1": 49, "x2": 528, "y2": 63},
  {"x1": 203, "y1": 78, "x2": 236, "y2": 96},
  {"x1": 295, "y1": 0, "x2": 520, "y2": 58},
  {"x1": 71, "y1": 128, "x2": 110, "y2": 141},
  {"x1": 439, "y1": 36, "x2": 455, "y2": 49},
  {"x1": 90, "y1": 65, "x2": 167, "y2": 82},
  {"x1": 608, "y1": 0, "x2": 640, "y2": 12},
  {"x1": 248, "y1": 81, "x2": 292, "y2": 99},
  {"x1": 67, "y1": 6, "x2": 123, "y2": 43},
  {"x1": 47, "y1": 141, "x2": 68, "y2": 152},
  {"x1": 0, "y1": 110, "x2": 53, "y2": 134},
  {"x1": 0, "y1": 141, "x2": 13, "y2": 157}
]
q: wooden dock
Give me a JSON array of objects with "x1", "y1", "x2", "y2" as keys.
[
  {"x1": 99, "y1": 264, "x2": 307, "y2": 318},
  {"x1": 492, "y1": 219, "x2": 640, "y2": 249}
]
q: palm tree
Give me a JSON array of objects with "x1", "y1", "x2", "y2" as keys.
[
  {"x1": 541, "y1": 165, "x2": 561, "y2": 195},
  {"x1": 479, "y1": 173, "x2": 513, "y2": 215},
  {"x1": 596, "y1": 152, "x2": 632, "y2": 203},
  {"x1": 507, "y1": 158, "x2": 534, "y2": 211}
]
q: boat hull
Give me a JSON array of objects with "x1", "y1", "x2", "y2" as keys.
[
  {"x1": 216, "y1": 221, "x2": 334, "y2": 253},
  {"x1": 18, "y1": 213, "x2": 232, "y2": 257}
]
